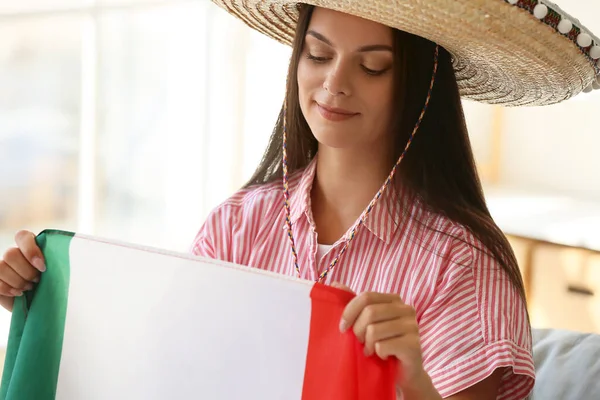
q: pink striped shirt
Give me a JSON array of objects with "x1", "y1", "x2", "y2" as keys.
[{"x1": 191, "y1": 157, "x2": 535, "y2": 399}]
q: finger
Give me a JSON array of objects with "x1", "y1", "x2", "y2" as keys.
[
  {"x1": 14, "y1": 230, "x2": 46, "y2": 272},
  {"x1": 331, "y1": 282, "x2": 354, "y2": 293},
  {"x1": 340, "y1": 292, "x2": 399, "y2": 332},
  {"x1": 352, "y1": 303, "x2": 405, "y2": 343},
  {"x1": 0, "y1": 276, "x2": 24, "y2": 297},
  {"x1": 2, "y1": 246, "x2": 41, "y2": 282},
  {"x1": 0, "y1": 260, "x2": 33, "y2": 292},
  {"x1": 374, "y1": 334, "x2": 420, "y2": 360},
  {"x1": 0, "y1": 295, "x2": 15, "y2": 311},
  {"x1": 364, "y1": 319, "x2": 419, "y2": 356}
]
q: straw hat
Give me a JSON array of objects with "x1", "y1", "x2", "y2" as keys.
[{"x1": 211, "y1": 0, "x2": 600, "y2": 107}]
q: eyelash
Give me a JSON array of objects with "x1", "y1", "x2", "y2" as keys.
[{"x1": 306, "y1": 53, "x2": 387, "y2": 76}]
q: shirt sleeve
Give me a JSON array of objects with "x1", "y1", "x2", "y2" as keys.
[
  {"x1": 188, "y1": 203, "x2": 237, "y2": 262},
  {"x1": 417, "y1": 228, "x2": 535, "y2": 399}
]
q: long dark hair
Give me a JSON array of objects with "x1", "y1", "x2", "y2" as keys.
[{"x1": 245, "y1": 5, "x2": 527, "y2": 304}]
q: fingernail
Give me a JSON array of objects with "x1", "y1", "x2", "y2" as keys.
[
  {"x1": 33, "y1": 276, "x2": 40, "y2": 283},
  {"x1": 339, "y1": 319, "x2": 347, "y2": 332},
  {"x1": 10, "y1": 289, "x2": 23, "y2": 297},
  {"x1": 24, "y1": 283, "x2": 34, "y2": 291},
  {"x1": 32, "y1": 257, "x2": 46, "y2": 272}
]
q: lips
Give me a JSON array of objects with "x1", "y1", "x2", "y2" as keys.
[
  {"x1": 316, "y1": 102, "x2": 357, "y2": 115},
  {"x1": 315, "y1": 102, "x2": 359, "y2": 122}
]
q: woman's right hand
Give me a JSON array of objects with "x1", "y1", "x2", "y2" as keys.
[{"x1": 0, "y1": 230, "x2": 46, "y2": 311}]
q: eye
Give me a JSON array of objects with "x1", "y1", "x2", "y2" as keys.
[
  {"x1": 307, "y1": 53, "x2": 329, "y2": 63},
  {"x1": 361, "y1": 65, "x2": 389, "y2": 76}
]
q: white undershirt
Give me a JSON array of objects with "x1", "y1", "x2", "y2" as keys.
[{"x1": 316, "y1": 243, "x2": 334, "y2": 261}]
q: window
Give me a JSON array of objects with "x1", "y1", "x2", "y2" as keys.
[
  {"x1": 0, "y1": 0, "x2": 289, "y2": 352},
  {"x1": 0, "y1": 13, "x2": 82, "y2": 252}
]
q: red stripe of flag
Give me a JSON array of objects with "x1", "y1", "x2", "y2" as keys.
[{"x1": 302, "y1": 283, "x2": 397, "y2": 400}]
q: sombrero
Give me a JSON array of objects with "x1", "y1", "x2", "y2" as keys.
[{"x1": 211, "y1": 0, "x2": 600, "y2": 107}]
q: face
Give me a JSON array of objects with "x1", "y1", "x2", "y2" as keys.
[{"x1": 297, "y1": 7, "x2": 395, "y2": 151}]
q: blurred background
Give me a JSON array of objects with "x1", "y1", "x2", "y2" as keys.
[{"x1": 0, "y1": 0, "x2": 599, "y2": 369}]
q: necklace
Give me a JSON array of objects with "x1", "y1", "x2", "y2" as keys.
[{"x1": 282, "y1": 46, "x2": 439, "y2": 283}]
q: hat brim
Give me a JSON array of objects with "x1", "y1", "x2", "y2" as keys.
[{"x1": 212, "y1": 0, "x2": 600, "y2": 107}]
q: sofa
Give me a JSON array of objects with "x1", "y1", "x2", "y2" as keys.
[{"x1": 531, "y1": 328, "x2": 600, "y2": 399}]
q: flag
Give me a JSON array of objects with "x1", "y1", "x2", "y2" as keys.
[{"x1": 0, "y1": 230, "x2": 397, "y2": 400}]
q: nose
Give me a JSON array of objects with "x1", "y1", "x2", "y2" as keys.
[{"x1": 323, "y1": 60, "x2": 351, "y2": 96}]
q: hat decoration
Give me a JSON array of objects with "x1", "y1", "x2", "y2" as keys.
[{"x1": 510, "y1": 0, "x2": 600, "y2": 94}]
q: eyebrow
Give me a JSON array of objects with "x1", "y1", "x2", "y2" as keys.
[{"x1": 306, "y1": 30, "x2": 393, "y2": 52}]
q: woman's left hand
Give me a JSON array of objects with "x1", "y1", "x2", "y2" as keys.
[{"x1": 333, "y1": 282, "x2": 438, "y2": 397}]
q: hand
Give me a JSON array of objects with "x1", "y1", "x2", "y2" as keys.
[
  {"x1": 0, "y1": 230, "x2": 45, "y2": 301},
  {"x1": 333, "y1": 282, "x2": 437, "y2": 397}
]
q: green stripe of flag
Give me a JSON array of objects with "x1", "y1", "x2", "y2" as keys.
[{"x1": 0, "y1": 230, "x2": 73, "y2": 400}]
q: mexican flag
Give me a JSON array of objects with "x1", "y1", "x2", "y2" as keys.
[{"x1": 0, "y1": 230, "x2": 396, "y2": 399}]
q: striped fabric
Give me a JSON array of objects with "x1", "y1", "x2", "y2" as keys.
[{"x1": 191, "y1": 157, "x2": 535, "y2": 399}]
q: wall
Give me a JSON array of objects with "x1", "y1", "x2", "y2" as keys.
[
  {"x1": 463, "y1": 92, "x2": 600, "y2": 201},
  {"x1": 500, "y1": 97, "x2": 600, "y2": 199}
]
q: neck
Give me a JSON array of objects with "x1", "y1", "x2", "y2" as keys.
[{"x1": 311, "y1": 146, "x2": 394, "y2": 245}]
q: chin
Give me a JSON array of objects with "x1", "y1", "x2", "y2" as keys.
[{"x1": 310, "y1": 127, "x2": 357, "y2": 149}]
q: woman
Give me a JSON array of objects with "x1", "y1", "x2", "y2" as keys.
[{"x1": 1, "y1": 0, "x2": 599, "y2": 398}]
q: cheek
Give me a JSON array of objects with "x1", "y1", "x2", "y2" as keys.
[
  {"x1": 297, "y1": 60, "x2": 321, "y2": 103},
  {"x1": 368, "y1": 83, "x2": 394, "y2": 120}
]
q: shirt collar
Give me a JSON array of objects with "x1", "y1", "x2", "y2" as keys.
[
  {"x1": 287, "y1": 157, "x2": 317, "y2": 225},
  {"x1": 283, "y1": 156, "x2": 404, "y2": 245}
]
